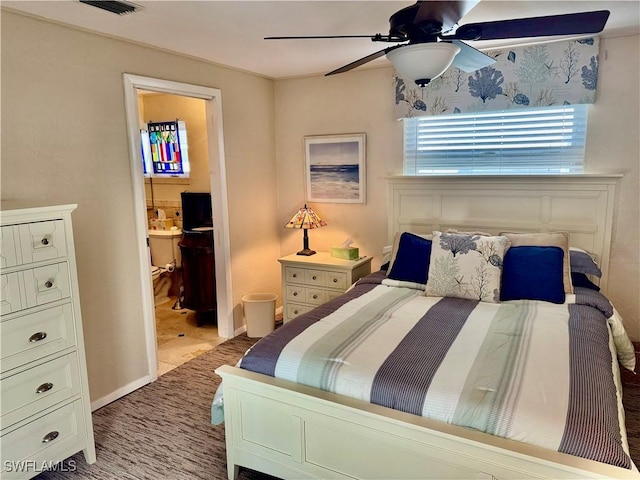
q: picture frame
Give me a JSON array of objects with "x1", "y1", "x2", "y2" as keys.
[{"x1": 304, "y1": 133, "x2": 366, "y2": 204}]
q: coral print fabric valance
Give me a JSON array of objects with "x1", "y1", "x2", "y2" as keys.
[{"x1": 395, "y1": 37, "x2": 600, "y2": 118}]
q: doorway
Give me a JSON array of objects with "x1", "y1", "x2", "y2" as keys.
[{"x1": 123, "y1": 74, "x2": 234, "y2": 383}]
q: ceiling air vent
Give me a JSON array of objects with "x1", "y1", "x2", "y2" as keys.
[{"x1": 79, "y1": 0, "x2": 141, "y2": 15}]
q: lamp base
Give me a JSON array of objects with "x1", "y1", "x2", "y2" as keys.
[{"x1": 296, "y1": 248, "x2": 316, "y2": 256}]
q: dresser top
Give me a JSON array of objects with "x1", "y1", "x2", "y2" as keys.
[
  {"x1": 1, "y1": 202, "x2": 77, "y2": 224},
  {"x1": 278, "y1": 252, "x2": 371, "y2": 269}
]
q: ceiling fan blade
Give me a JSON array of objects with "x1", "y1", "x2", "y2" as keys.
[
  {"x1": 446, "y1": 10, "x2": 610, "y2": 41},
  {"x1": 449, "y1": 40, "x2": 495, "y2": 73},
  {"x1": 414, "y1": 0, "x2": 480, "y2": 31},
  {"x1": 265, "y1": 35, "x2": 377, "y2": 40},
  {"x1": 325, "y1": 46, "x2": 397, "y2": 76}
]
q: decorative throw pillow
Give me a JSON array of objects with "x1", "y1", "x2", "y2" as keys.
[
  {"x1": 425, "y1": 231, "x2": 510, "y2": 303},
  {"x1": 386, "y1": 232, "x2": 432, "y2": 287},
  {"x1": 501, "y1": 232, "x2": 573, "y2": 294},
  {"x1": 501, "y1": 246, "x2": 566, "y2": 304}
]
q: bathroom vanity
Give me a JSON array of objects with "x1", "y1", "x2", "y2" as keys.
[{"x1": 0, "y1": 203, "x2": 96, "y2": 478}]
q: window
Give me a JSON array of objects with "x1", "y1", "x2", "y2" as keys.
[
  {"x1": 403, "y1": 105, "x2": 588, "y2": 175},
  {"x1": 141, "y1": 120, "x2": 191, "y2": 178}
]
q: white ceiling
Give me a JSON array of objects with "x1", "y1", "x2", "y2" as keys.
[{"x1": 4, "y1": 1, "x2": 639, "y2": 79}]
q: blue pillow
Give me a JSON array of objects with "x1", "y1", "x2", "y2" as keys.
[
  {"x1": 501, "y1": 246, "x2": 566, "y2": 304},
  {"x1": 387, "y1": 233, "x2": 432, "y2": 285}
]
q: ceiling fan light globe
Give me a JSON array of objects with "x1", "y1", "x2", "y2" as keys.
[{"x1": 387, "y1": 43, "x2": 461, "y2": 86}]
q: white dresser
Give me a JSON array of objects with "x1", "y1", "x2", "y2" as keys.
[
  {"x1": 1, "y1": 204, "x2": 96, "y2": 478},
  {"x1": 278, "y1": 252, "x2": 372, "y2": 323}
]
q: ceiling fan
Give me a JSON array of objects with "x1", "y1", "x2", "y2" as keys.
[{"x1": 266, "y1": 1, "x2": 609, "y2": 87}]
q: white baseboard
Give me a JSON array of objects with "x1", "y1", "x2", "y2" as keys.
[
  {"x1": 234, "y1": 324, "x2": 247, "y2": 337},
  {"x1": 90, "y1": 375, "x2": 151, "y2": 411}
]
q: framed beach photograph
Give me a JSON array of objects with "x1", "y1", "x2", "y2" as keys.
[{"x1": 304, "y1": 133, "x2": 366, "y2": 204}]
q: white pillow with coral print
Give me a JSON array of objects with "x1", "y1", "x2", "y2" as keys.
[{"x1": 425, "y1": 231, "x2": 510, "y2": 303}]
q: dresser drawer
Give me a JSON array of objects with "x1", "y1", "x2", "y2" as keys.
[
  {"x1": 286, "y1": 303, "x2": 312, "y2": 321},
  {"x1": 22, "y1": 263, "x2": 71, "y2": 310},
  {"x1": 1, "y1": 399, "x2": 87, "y2": 478},
  {"x1": 17, "y1": 220, "x2": 67, "y2": 265},
  {"x1": 1, "y1": 304, "x2": 76, "y2": 372},
  {"x1": 285, "y1": 285, "x2": 306, "y2": 303},
  {"x1": 325, "y1": 271, "x2": 347, "y2": 290},
  {"x1": 305, "y1": 288, "x2": 327, "y2": 306},
  {"x1": 1, "y1": 226, "x2": 20, "y2": 269},
  {"x1": 1, "y1": 352, "x2": 81, "y2": 428},
  {"x1": 284, "y1": 266, "x2": 306, "y2": 284},
  {"x1": 1, "y1": 273, "x2": 24, "y2": 316},
  {"x1": 304, "y1": 269, "x2": 326, "y2": 287}
]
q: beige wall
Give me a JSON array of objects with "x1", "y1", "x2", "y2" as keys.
[
  {"x1": 274, "y1": 34, "x2": 640, "y2": 340},
  {"x1": 1, "y1": 11, "x2": 281, "y2": 403}
]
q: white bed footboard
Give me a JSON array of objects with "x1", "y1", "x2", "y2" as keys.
[{"x1": 216, "y1": 365, "x2": 638, "y2": 480}]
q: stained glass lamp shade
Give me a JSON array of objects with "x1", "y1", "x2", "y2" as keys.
[{"x1": 284, "y1": 204, "x2": 327, "y2": 256}]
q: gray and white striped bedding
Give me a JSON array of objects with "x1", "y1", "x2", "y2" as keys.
[{"x1": 239, "y1": 272, "x2": 634, "y2": 469}]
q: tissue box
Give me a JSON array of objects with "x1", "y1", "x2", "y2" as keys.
[{"x1": 331, "y1": 246, "x2": 359, "y2": 260}]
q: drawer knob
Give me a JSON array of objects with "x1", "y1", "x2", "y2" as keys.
[
  {"x1": 333, "y1": 278, "x2": 338, "y2": 283},
  {"x1": 45, "y1": 281, "x2": 53, "y2": 288},
  {"x1": 293, "y1": 309, "x2": 299, "y2": 314},
  {"x1": 313, "y1": 294, "x2": 318, "y2": 299},
  {"x1": 293, "y1": 291, "x2": 298, "y2": 296},
  {"x1": 42, "y1": 431, "x2": 59, "y2": 443},
  {"x1": 41, "y1": 238, "x2": 50, "y2": 245},
  {"x1": 29, "y1": 331, "x2": 48, "y2": 343},
  {"x1": 312, "y1": 275, "x2": 317, "y2": 280},
  {"x1": 292, "y1": 273, "x2": 297, "y2": 278},
  {"x1": 36, "y1": 382, "x2": 54, "y2": 394}
]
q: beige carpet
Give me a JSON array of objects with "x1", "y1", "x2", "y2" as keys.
[
  {"x1": 36, "y1": 334, "x2": 268, "y2": 480},
  {"x1": 34, "y1": 333, "x2": 640, "y2": 479}
]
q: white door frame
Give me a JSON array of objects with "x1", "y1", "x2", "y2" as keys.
[{"x1": 122, "y1": 74, "x2": 233, "y2": 381}]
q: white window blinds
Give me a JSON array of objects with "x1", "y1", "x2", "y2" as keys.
[{"x1": 403, "y1": 105, "x2": 588, "y2": 175}]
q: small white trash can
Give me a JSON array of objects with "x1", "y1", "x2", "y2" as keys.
[{"x1": 242, "y1": 293, "x2": 277, "y2": 338}]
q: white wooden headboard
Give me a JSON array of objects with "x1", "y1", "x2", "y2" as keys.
[{"x1": 388, "y1": 175, "x2": 621, "y2": 293}]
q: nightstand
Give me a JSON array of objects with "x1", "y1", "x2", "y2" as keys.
[{"x1": 278, "y1": 252, "x2": 372, "y2": 323}]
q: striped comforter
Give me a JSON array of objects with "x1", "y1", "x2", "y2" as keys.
[{"x1": 239, "y1": 272, "x2": 633, "y2": 469}]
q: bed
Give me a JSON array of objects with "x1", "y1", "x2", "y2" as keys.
[{"x1": 215, "y1": 175, "x2": 639, "y2": 479}]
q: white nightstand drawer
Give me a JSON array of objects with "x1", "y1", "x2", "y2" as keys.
[
  {"x1": 326, "y1": 291, "x2": 343, "y2": 301},
  {"x1": 286, "y1": 303, "x2": 312, "y2": 320},
  {"x1": 1, "y1": 352, "x2": 81, "y2": 428},
  {"x1": 286, "y1": 285, "x2": 306, "y2": 303},
  {"x1": 18, "y1": 220, "x2": 67, "y2": 265},
  {"x1": 1, "y1": 273, "x2": 24, "y2": 316},
  {"x1": 304, "y1": 269, "x2": 326, "y2": 287},
  {"x1": 22, "y1": 263, "x2": 71, "y2": 310},
  {"x1": 1, "y1": 303, "x2": 77, "y2": 373},
  {"x1": 326, "y1": 272, "x2": 347, "y2": 290},
  {"x1": 1, "y1": 399, "x2": 87, "y2": 478},
  {"x1": 305, "y1": 288, "x2": 327, "y2": 305},
  {"x1": 285, "y1": 267, "x2": 306, "y2": 284},
  {"x1": 1, "y1": 226, "x2": 20, "y2": 269}
]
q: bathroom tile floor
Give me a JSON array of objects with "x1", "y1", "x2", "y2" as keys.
[{"x1": 154, "y1": 296, "x2": 226, "y2": 376}]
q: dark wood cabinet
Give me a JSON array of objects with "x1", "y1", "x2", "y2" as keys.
[{"x1": 179, "y1": 228, "x2": 216, "y2": 325}]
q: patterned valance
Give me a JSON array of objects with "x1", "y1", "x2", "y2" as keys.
[{"x1": 395, "y1": 37, "x2": 600, "y2": 118}]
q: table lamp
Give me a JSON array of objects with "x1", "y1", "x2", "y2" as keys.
[{"x1": 284, "y1": 204, "x2": 327, "y2": 256}]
